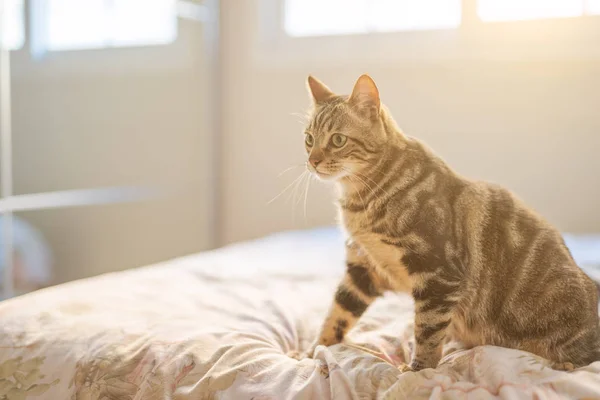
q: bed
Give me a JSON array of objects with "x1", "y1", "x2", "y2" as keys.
[{"x1": 0, "y1": 227, "x2": 599, "y2": 400}]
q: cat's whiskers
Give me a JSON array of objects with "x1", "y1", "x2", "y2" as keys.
[
  {"x1": 291, "y1": 171, "x2": 311, "y2": 222},
  {"x1": 303, "y1": 173, "x2": 312, "y2": 222},
  {"x1": 354, "y1": 176, "x2": 378, "y2": 204},
  {"x1": 277, "y1": 164, "x2": 304, "y2": 177},
  {"x1": 355, "y1": 170, "x2": 389, "y2": 199},
  {"x1": 290, "y1": 170, "x2": 308, "y2": 205},
  {"x1": 267, "y1": 170, "x2": 308, "y2": 205},
  {"x1": 291, "y1": 111, "x2": 311, "y2": 125},
  {"x1": 343, "y1": 168, "x2": 379, "y2": 204},
  {"x1": 345, "y1": 175, "x2": 367, "y2": 210}
]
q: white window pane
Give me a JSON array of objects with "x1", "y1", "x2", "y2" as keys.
[
  {"x1": 1, "y1": 0, "x2": 24, "y2": 50},
  {"x1": 478, "y1": 0, "x2": 584, "y2": 22},
  {"x1": 46, "y1": 0, "x2": 108, "y2": 50},
  {"x1": 284, "y1": 0, "x2": 368, "y2": 36},
  {"x1": 588, "y1": 0, "x2": 600, "y2": 14},
  {"x1": 284, "y1": 0, "x2": 459, "y2": 37},
  {"x1": 111, "y1": 0, "x2": 176, "y2": 46},
  {"x1": 45, "y1": 0, "x2": 177, "y2": 51},
  {"x1": 368, "y1": 0, "x2": 461, "y2": 31}
]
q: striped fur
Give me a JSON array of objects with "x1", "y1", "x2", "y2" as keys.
[{"x1": 299, "y1": 75, "x2": 600, "y2": 371}]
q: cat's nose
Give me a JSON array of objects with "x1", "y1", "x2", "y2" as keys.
[{"x1": 309, "y1": 157, "x2": 323, "y2": 168}]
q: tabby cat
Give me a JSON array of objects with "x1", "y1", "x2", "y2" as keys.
[{"x1": 295, "y1": 74, "x2": 600, "y2": 371}]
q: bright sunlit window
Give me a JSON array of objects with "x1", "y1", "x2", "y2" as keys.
[
  {"x1": 43, "y1": 0, "x2": 177, "y2": 51},
  {"x1": 284, "y1": 0, "x2": 462, "y2": 37},
  {"x1": 590, "y1": 0, "x2": 600, "y2": 13},
  {"x1": 285, "y1": 0, "x2": 600, "y2": 37},
  {"x1": 1, "y1": 0, "x2": 24, "y2": 50},
  {"x1": 478, "y1": 0, "x2": 600, "y2": 22}
]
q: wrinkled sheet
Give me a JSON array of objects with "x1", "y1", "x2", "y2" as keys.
[{"x1": 0, "y1": 227, "x2": 600, "y2": 400}]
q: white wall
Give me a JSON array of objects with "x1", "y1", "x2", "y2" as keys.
[{"x1": 220, "y1": 0, "x2": 600, "y2": 245}]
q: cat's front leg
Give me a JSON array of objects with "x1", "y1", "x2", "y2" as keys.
[
  {"x1": 289, "y1": 283, "x2": 371, "y2": 360},
  {"x1": 408, "y1": 275, "x2": 459, "y2": 371},
  {"x1": 290, "y1": 242, "x2": 384, "y2": 359}
]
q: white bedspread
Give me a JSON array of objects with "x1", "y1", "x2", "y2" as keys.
[{"x1": 0, "y1": 227, "x2": 600, "y2": 399}]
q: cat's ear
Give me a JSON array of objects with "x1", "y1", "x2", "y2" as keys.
[
  {"x1": 349, "y1": 74, "x2": 380, "y2": 120},
  {"x1": 307, "y1": 75, "x2": 335, "y2": 104}
]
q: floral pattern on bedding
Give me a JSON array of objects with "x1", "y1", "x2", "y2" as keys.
[
  {"x1": 0, "y1": 230, "x2": 599, "y2": 400},
  {"x1": 0, "y1": 356, "x2": 59, "y2": 399}
]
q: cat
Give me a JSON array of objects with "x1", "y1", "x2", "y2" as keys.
[{"x1": 293, "y1": 74, "x2": 600, "y2": 372}]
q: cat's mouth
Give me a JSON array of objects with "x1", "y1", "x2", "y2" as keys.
[
  {"x1": 315, "y1": 171, "x2": 333, "y2": 179},
  {"x1": 307, "y1": 162, "x2": 346, "y2": 180},
  {"x1": 310, "y1": 168, "x2": 342, "y2": 181}
]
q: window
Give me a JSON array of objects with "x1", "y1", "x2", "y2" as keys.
[
  {"x1": 39, "y1": 0, "x2": 177, "y2": 51},
  {"x1": 1, "y1": 0, "x2": 24, "y2": 50},
  {"x1": 478, "y1": 0, "x2": 600, "y2": 22},
  {"x1": 590, "y1": 0, "x2": 600, "y2": 13},
  {"x1": 284, "y1": 0, "x2": 462, "y2": 37},
  {"x1": 285, "y1": 0, "x2": 600, "y2": 37}
]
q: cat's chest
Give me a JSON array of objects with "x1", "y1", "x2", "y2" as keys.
[
  {"x1": 339, "y1": 205, "x2": 391, "y2": 240},
  {"x1": 339, "y1": 208, "x2": 412, "y2": 291},
  {"x1": 339, "y1": 208, "x2": 373, "y2": 241}
]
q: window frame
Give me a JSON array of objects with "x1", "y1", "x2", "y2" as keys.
[
  {"x1": 4, "y1": 0, "x2": 187, "y2": 54},
  {"x1": 29, "y1": 0, "x2": 180, "y2": 57},
  {"x1": 35, "y1": 0, "x2": 178, "y2": 54},
  {"x1": 254, "y1": 0, "x2": 600, "y2": 68},
  {"x1": 1, "y1": 0, "x2": 25, "y2": 50},
  {"x1": 283, "y1": 0, "x2": 464, "y2": 37},
  {"x1": 8, "y1": 0, "x2": 209, "y2": 78}
]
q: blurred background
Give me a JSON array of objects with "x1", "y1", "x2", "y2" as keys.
[{"x1": 0, "y1": 0, "x2": 599, "y2": 297}]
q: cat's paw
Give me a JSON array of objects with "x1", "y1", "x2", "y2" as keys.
[
  {"x1": 286, "y1": 349, "x2": 315, "y2": 360},
  {"x1": 397, "y1": 363, "x2": 413, "y2": 373},
  {"x1": 551, "y1": 361, "x2": 575, "y2": 372},
  {"x1": 398, "y1": 360, "x2": 427, "y2": 373},
  {"x1": 410, "y1": 360, "x2": 427, "y2": 371},
  {"x1": 286, "y1": 350, "x2": 307, "y2": 360},
  {"x1": 287, "y1": 342, "x2": 318, "y2": 360}
]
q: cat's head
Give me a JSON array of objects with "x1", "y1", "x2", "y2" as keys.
[{"x1": 302, "y1": 74, "x2": 390, "y2": 181}]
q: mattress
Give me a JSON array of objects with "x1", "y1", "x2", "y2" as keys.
[{"x1": 0, "y1": 227, "x2": 599, "y2": 400}]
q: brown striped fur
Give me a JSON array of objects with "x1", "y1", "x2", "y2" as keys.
[{"x1": 296, "y1": 74, "x2": 600, "y2": 371}]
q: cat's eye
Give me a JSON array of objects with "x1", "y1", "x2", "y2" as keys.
[
  {"x1": 331, "y1": 134, "x2": 347, "y2": 148},
  {"x1": 305, "y1": 133, "x2": 314, "y2": 147}
]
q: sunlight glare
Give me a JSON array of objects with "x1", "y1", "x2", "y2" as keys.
[{"x1": 478, "y1": 0, "x2": 584, "y2": 22}]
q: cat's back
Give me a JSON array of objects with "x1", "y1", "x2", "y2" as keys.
[
  {"x1": 463, "y1": 179, "x2": 562, "y2": 249},
  {"x1": 460, "y1": 178, "x2": 587, "y2": 288},
  {"x1": 453, "y1": 178, "x2": 598, "y2": 314},
  {"x1": 451, "y1": 179, "x2": 600, "y2": 365}
]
